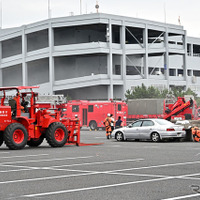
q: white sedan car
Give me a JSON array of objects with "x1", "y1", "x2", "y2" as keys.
[{"x1": 111, "y1": 118, "x2": 186, "y2": 142}]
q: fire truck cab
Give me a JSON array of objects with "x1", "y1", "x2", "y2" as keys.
[{"x1": 64, "y1": 100, "x2": 128, "y2": 130}]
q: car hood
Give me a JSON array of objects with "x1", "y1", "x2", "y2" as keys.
[{"x1": 113, "y1": 127, "x2": 126, "y2": 133}]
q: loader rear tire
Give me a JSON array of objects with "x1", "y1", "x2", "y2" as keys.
[
  {"x1": 0, "y1": 132, "x2": 4, "y2": 146},
  {"x1": 46, "y1": 122, "x2": 68, "y2": 147},
  {"x1": 4, "y1": 123, "x2": 28, "y2": 150},
  {"x1": 27, "y1": 135, "x2": 44, "y2": 147}
]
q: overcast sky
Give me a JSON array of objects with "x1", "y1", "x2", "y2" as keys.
[{"x1": 1, "y1": 0, "x2": 200, "y2": 37}]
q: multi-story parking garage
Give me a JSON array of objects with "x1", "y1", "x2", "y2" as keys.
[{"x1": 0, "y1": 13, "x2": 200, "y2": 100}]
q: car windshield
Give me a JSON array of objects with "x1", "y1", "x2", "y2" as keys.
[{"x1": 154, "y1": 119, "x2": 174, "y2": 126}]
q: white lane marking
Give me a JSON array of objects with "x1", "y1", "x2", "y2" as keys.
[
  {"x1": 177, "y1": 172, "x2": 200, "y2": 178},
  {"x1": 41, "y1": 167, "x2": 93, "y2": 173},
  {"x1": 143, "y1": 146, "x2": 159, "y2": 149},
  {"x1": 0, "y1": 164, "x2": 39, "y2": 169},
  {"x1": 49, "y1": 158, "x2": 144, "y2": 168},
  {"x1": 162, "y1": 193, "x2": 200, "y2": 200},
  {"x1": 109, "y1": 172, "x2": 170, "y2": 178},
  {"x1": 0, "y1": 169, "x2": 35, "y2": 173},
  {"x1": 0, "y1": 159, "x2": 143, "y2": 177},
  {"x1": 0, "y1": 172, "x2": 100, "y2": 184},
  {"x1": 105, "y1": 160, "x2": 200, "y2": 173},
  {"x1": 177, "y1": 176, "x2": 200, "y2": 181},
  {"x1": 35, "y1": 167, "x2": 169, "y2": 179},
  {"x1": 0, "y1": 164, "x2": 40, "y2": 173},
  {"x1": 110, "y1": 145, "x2": 122, "y2": 147},
  {"x1": 0, "y1": 152, "x2": 9, "y2": 154},
  {"x1": 0, "y1": 154, "x2": 49, "y2": 159},
  {"x1": 23, "y1": 177, "x2": 173, "y2": 198},
  {"x1": 0, "y1": 156, "x2": 93, "y2": 165}
]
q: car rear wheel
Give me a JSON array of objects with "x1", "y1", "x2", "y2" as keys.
[
  {"x1": 151, "y1": 132, "x2": 160, "y2": 142},
  {"x1": 116, "y1": 132, "x2": 124, "y2": 141}
]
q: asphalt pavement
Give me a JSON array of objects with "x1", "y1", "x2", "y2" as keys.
[{"x1": 1, "y1": 129, "x2": 200, "y2": 200}]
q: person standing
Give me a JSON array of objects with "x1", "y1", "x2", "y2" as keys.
[
  {"x1": 115, "y1": 116, "x2": 123, "y2": 129},
  {"x1": 104, "y1": 113, "x2": 112, "y2": 139},
  {"x1": 110, "y1": 114, "x2": 115, "y2": 132}
]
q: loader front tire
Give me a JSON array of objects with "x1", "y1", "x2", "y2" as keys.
[
  {"x1": 46, "y1": 122, "x2": 68, "y2": 147},
  {"x1": 4, "y1": 123, "x2": 28, "y2": 150}
]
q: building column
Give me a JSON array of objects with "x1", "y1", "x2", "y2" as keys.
[
  {"x1": 191, "y1": 44, "x2": 194, "y2": 57},
  {"x1": 143, "y1": 24, "x2": 148, "y2": 81},
  {"x1": 107, "y1": 18, "x2": 113, "y2": 100},
  {"x1": 22, "y1": 26, "x2": 27, "y2": 86},
  {"x1": 183, "y1": 31, "x2": 188, "y2": 89},
  {"x1": 48, "y1": 22, "x2": 54, "y2": 95},
  {"x1": 0, "y1": 41, "x2": 2, "y2": 86},
  {"x1": 121, "y1": 21, "x2": 126, "y2": 99},
  {"x1": 164, "y1": 28, "x2": 169, "y2": 89}
]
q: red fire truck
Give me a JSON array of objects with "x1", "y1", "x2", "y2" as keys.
[{"x1": 63, "y1": 100, "x2": 128, "y2": 130}]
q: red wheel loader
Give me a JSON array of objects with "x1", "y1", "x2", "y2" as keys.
[{"x1": 0, "y1": 86, "x2": 80, "y2": 150}]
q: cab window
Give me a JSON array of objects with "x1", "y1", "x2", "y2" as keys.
[
  {"x1": 118, "y1": 104, "x2": 121, "y2": 111},
  {"x1": 88, "y1": 105, "x2": 93, "y2": 112},
  {"x1": 72, "y1": 105, "x2": 79, "y2": 112}
]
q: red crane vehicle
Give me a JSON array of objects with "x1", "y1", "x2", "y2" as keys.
[
  {"x1": 127, "y1": 95, "x2": 199, "y2": 122},
  {"x1": 0, "y1": 86, "x2": 80, "y2": 150},
  {"x1": 163, "y1": 96, "x2": 197, "y2": 121}
]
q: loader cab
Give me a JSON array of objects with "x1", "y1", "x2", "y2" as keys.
[{"x1": 0, "y1": 86, "x2": 39, "y2": 119}]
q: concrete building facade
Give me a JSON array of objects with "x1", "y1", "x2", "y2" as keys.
[{"x1": 0, "y1": 13, "x2": 200, "y2": 99}]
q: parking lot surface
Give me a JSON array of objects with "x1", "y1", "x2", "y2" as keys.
[{"x1": 1, "y1": 130, "x2": 200, "y2": 200}]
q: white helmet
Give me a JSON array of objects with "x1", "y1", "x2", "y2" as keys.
[{"x1": 107, "y1": 113, "x2": 110, "y2": 117}]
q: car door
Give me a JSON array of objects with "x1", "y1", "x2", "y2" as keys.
[
  {"x1": 139, "y1": 120, "x2": 155, "y2": 139},
  {"x1": 124, "y1": 120, "x2": 143, "y2": 139}
]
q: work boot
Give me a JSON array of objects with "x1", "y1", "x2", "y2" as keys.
[{"x1": 107, "y1": 135, "x2": 110, "y2": 139}]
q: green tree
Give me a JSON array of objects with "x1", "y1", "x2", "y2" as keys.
[
  {"x1": 125, "y1": 84, "x2": 198, "y2": 103},
  {"x1": 125, "y1": 84, "x2": 168, "y2": 99}
]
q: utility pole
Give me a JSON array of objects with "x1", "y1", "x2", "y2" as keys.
[
  {"x1": 48, "y1": 0, "x2": 51, "y2": 19},
  {"x1": 164, "y1": 2, "x2": 166, "y2": 23},
  {"x1": 80, "y1": 0, "x2": 82, "y2": 15},
  {"x1": 0, "y1": 0, "x2": 2, "y2": 28}
]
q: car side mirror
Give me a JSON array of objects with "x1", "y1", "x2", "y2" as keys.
[{"x1": 128, "y1": 124, "x2": 132, "y2": 128}]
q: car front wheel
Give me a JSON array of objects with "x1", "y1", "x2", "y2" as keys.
[
  {"x1": 151, "y1": 132, "x2": 160, "y2": 142},
  {"x1": 116, "y1": 132, "x2": 124, "y2": 141}
]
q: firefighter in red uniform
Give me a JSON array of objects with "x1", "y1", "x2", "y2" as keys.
[{"x1": 104, "y1": 113, "x2": 112, "y2": 139}]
